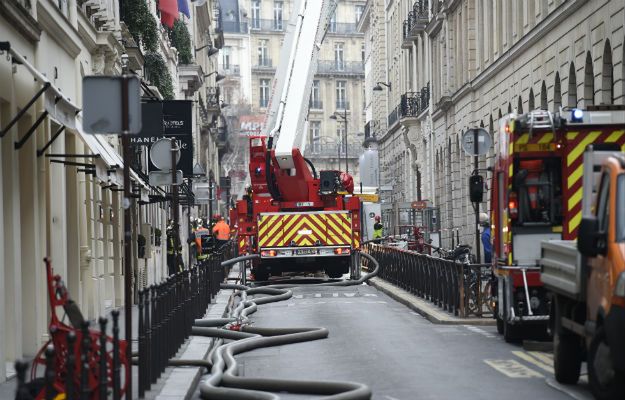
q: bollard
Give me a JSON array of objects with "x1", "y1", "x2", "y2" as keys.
[
  {"x1": 80, "y1": 322, "x2": 90, "y2": 400},
  {"x1": 66, "y1": 331, "x2": 76, "y2": 400},
  {"x1": 44, "y1": 344, "x2": 55, "y2": 400},
  {"x1": 98, "y1": 317, "x2": 108, "y2": 400},
  {"x1": 15, "y1": 360, "x2": 30, "y2": 400},
  {"x1": 145, "y1": 286, "x2": 153, "y2": 391},
  {"x1": 138, "y1": 290, "x2": 145, "y2": 398},
  {"x1": 111, "y1": 309, "x2": 121, "y2": 400}
]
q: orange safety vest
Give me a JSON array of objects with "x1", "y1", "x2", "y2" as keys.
[
  {"x1": 212, "y1": 221, "x2": 230, "y2": 241},
  {"x1": 195, "y1": 228, "x2": 210, "y2": 252}
]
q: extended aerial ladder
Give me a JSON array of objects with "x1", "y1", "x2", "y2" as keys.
[{"x1": 231, "y1": 0, "x2": 362, "y2": 280}]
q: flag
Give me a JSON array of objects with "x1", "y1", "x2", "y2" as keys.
[
  {"x1": 178, "y1": 0, "x2": 190, "y2": 18},
  {"x1": 159, "y1": 0, "x2": 179, "y2": 28}
]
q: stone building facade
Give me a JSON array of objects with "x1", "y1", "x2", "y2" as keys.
[
  {"x1": 219, "y1": 0, "x2": 367, "y2": 185},
  {"x1": 0, "y1": 0, "x2": 223, "y2": 381},
  {"x1": 364, "y1": 0, "x2": 624, "y2": 254}
]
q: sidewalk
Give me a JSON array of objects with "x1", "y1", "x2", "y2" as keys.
[{"x1": 368, "y1": 277, "x2": 495, "y2": 326}]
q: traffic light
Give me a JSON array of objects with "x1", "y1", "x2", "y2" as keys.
[{"x1": 469, "y1": 175, "x2": 484, "y2": 203}]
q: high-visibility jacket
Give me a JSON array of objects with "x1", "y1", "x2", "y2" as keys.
[
  {"x1": 167, "y1": 235, "x2": 175, "y2": 255},
  {"x1": 195, "y1": 227, "x2": 210, "y2": 259},
  {"x1": 373, "y1": 222, "x2": 383, "y2": 239},
  {"x1": 212, "y1": 221, "x2": 230, "y2": 241}
]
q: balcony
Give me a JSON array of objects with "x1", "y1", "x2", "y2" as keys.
[
  {"x1": 249, "y1": 18, "x2": 286, "y2": 33},
  {"x1": 221, "y1": 64, "x2": 240, "y2": 77},
  {"x1": 206, "y1": 87, "x2": 221, "y2": 111},
  {"x1": 309, "y1": 100, "x2": 324, "y2": 110},
  {"x1": 327, "y1": 22, "x2": 362, "y2": 35},
  {"x1": 387, "y1": 105, "x2": 400, "y2": 129},
  {"x1": 402, "y1": 0, "x2": 429, "y2": 48},
  {"x1": 400, "y1": 82, "x2": 430, "y2": 123},
  {"x1": 316, "y1": 61, "x2": 364, "y2": 76},
  {"x1": 335, "y1": 100, "x2": 350, "y2": 110},
  {"x1": 363, "y1": 120, "x2": 381, "y2": 146},
  {"x1": 222, "y1": 20, "x2": 248, "y2": 34},
  {"x1": 252, "y1": 58, "x2": 274, "y2": 72},
  {"x1": 306, "y1": 144, "x2": 362, "y2": 159}
]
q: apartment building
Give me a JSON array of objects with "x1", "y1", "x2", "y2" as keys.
[
  {"x1": 219, "y1": 0, "x2": 367, "y2": 185},
  {"x1": 0, "y1": 0, "x2": 223, "y2": 381},
  {"x1": 365, "y1": 0, "x2": 624, "y2": 252}
]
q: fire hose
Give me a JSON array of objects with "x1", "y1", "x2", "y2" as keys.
[{"x1": 174, "y1": 251, "x2": 379, "y2": 399}]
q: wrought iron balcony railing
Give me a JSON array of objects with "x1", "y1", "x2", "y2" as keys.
[
  {"x1": 249, "y1": 18, "x2": 286, "y2": 32},
  {"x1": 316, "y1": 61, "x2": 364, "y2": 75},
  {"x1": 221, "y1": 65, "x2": 240, "y2": 76},
  {"x1": 222, "y1": 20, "x2": 248, "y2": 33},
  {"x1": 400, "y1": 82, "x2": 430, "y2": 118},
  {"x1": 387, "y1": 105, "x2": 400, "y2": 127},
  {"x1": 327, "y1": 22, "x2": 362, "y2": 35},
  {"x1": 309, "y1": 100, "x2": 324, "y2": 109},
  {"x1": 253, "y1": 58, "x2": 273, "y2": 70},
  {"x1": 402, "y1": 0, "x2": 429, "y2": 39}
]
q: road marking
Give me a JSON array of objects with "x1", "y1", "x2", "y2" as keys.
[
  {"x1": 363, "y1": 293, "x2": 379, "y2": 297},
  {"x1": 484, "y1": 359, "x2": 544, "y2": 378},
  {"x1": 314, "y1": 293, "x2": 322, "y2": 298},
  {"x1": 463, "y1": 325, "x2": 496, "y2": 338},
  {"x1": 529, "y1": 351, "x2": 554, "y2": 366},
  {"x1": 332, "y1": 293, "x2": 339, "y2": 297},
  {"x1": 512, "y1": 351, "x2": 553, "y2": 373},
  {"x1": 344, "y1": 292, "x2": 356, "y2": 297},
  {"x1": 384, "y1": 396, "x2": 401, "y2": 400}
]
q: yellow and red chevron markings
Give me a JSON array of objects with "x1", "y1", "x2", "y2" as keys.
[
  {"x1": 564, "y1": 129, "x2": 625, "y2": 239},
  {"x1": 257, "y1": 212, "x2": 353, "y2": 248}
]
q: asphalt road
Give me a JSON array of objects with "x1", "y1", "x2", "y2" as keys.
[{"x1": 212, "y1": 283, "x2": 594, "y2": 400}]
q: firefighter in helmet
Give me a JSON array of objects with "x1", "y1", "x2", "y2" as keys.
[
  {"x1": 373, "y1": 215, "x2": 384, "y2": 243},
  {"x1": 195, "y1": 218, "x2": 211, "y2": 262}
]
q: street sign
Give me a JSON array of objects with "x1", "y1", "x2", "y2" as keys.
[
  {"x1": 150, "y1": 138, "x2": 180, "y2": 170},
  {"x1": 461, "y1": 128, "x2": 492, "y2": 156},
  {"x1": 356, "y1": 193, "x2": 379, "y2": 202},
  {"x1": 193, "y1": 181, "x2": 211, "y2": 204},
  {"x1": 411, "y1": 200, "x2": 428, "y2": 209},
  {"x1": 82, "y1": 76, "x2": 142, "y2": 134},
  {"x1": 148, "y1": 170, "x2": 183, "y2": 186}
]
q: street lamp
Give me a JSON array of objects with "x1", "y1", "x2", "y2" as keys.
[
  {"x1": 195, "y1": 44, "x2": 219, "y2": 57},
  {"x1": 204, "y1": 72, "x2": 225, "y2": 82},
  {"x1": 373, "y1": 81, "x2": 391, "y2": 91},
  {"x1": 329, "y1": 110, "x2": 348, "y2": 174}
]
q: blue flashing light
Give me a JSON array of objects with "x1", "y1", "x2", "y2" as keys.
[{"x1": 571, "y1": 108, "x2": 584, "y2": 122}]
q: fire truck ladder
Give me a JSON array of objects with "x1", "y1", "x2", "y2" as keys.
[{"x1": 527, "y1": 109, "x2": 556, "y2": 139}]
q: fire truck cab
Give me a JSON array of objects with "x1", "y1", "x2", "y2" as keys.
[{"x1": 491, "y1": 107, "x2": 625, "y2": 341}]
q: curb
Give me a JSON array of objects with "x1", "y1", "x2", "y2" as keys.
[
  {"x1": 152, "y1": 268, "x2": 238, "y2": 400},
  {"x1": 368, "y1": 277, "x2": 495, "y2": 326}
]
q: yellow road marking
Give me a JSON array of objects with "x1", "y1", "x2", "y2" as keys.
[
  {"x1": 567, "y1": 131, "x2": 601, "y2": 166},
  {"x1": 483, "y1": 359, "x2": 544, "y2": 378},
  {"x1": 512, "y1": 351, "x2": 553, "y2": 373},
  {"x1": 567, "y1": 186, "x2": 583, "y2": 211},
  {"x1": 529, "y1": 351, "x2": 554, "y2": 366}
]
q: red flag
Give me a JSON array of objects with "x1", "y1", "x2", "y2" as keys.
[{"x1": 159, "y1": 0, "x2": 179, "y2": 28}]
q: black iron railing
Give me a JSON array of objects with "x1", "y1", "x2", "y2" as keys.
[
  {"x1": 363, "y1": 244, "x2": 492, "y2": 318},
  {"x1": 222, "y1": 20, "x2": 248, "y2": 33},
  {"x1": 249, "y1": 18, "x2": 286, "y2": 32},
  {"x1": 206, "y1": 87, "x2": 220, "y2": 109},
  {"x1": 402, "y1": 0, "x2": 429, "y2": 39},
  {"x1": 400, "y1": 83, "x2": 430, "y2": 117},
  {"x1": 317, "y1": 61, "x2": 364, "y2": 75},
  {"x1": 137, "y1": 243, "x2": 233, "y2": 397}
]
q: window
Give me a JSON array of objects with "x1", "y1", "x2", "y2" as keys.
[
  {"x1": 355, "y1": 4, "x2": 364, "y2": 24},
  {"x1": 310, "y1": 80, "x2": 321, "y2": 108},
  {"x1": 251, "y1": 1, "x2": 261, "y2": 29},
  {"x1": 361, "y1": 43, "x2": 365, "y2": 63},
  {"x1": 222, "y1": 47, "x2": 231, "y2": 70},
  {"x1": 617, "y1": 174, "x2": 624, "y2": 242},
  {"x1": 310, "y1": 121, "x2": 321, "y2": 152},
  {"x1": 334, "y1": 43, "x2": 344, "y2": 70},
  {"x1": 273, "y1": 1, "x2": 283, "y2": 30},
  {"x1": 596, "y1": 171, "x2": 610, "y2": 233},
  {"x1": 260, "y1": 79, "x2": 270, "y2": 107},
  {"x1": 258, "y1": 40, "x2": 268, "y2": 66},
  {"x1": 329, "y1": 11, "x2": 337, "y2": 32},
  {"x1": 337, "y1": 126, "x2": 346, "y2": 153},
  {"x1": 336, "y1": 80, "x2": 346, "y2": 109},
  {"x1": 511, "y1": 158, "x2": 563, "y2": 226}
]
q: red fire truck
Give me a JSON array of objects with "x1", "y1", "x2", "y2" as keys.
[{"x1": 490, "y1": 106, "x2": 625, "y2": 341}]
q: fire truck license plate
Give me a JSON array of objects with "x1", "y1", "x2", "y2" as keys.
[
  {"x1": 514, "y1": 143, "x2": 554, "y2": 152},
  {"x1": 295, "y1": 248, "x2": 316, "y2": 255}
]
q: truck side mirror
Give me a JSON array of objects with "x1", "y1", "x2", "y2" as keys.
[{"x1": 577, "y1": 217, "x2": 606, "y2": 257}]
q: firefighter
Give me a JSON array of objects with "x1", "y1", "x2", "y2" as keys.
[
  {"x1": 195, "y1": 220, "x2": 211, "y2": 262},
  {"x1": 212, "y1": 214, "x2": 230, "y2": 249},
  {"x1": 479, "y1": 212, "x2": 492, "y2": 264},
  {"x1": 166, "y1": 224, "x2": 177, "y2": 275},
  {"x1": 373, "y1": 215, "x2": 384, "y2": 243}
]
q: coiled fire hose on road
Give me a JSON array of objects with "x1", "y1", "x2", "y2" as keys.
[{"x1": 174, "y1": 251, "x2": 380, "y2": 400}]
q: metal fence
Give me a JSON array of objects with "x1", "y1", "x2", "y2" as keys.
[
  {"x1": 363, "y1": 244, "x2": 492, "y2": 318},
  {"x1": 137, "y1": 243, "x2": 233, "y2": 397}
]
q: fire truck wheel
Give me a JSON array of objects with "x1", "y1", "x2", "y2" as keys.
[
  {"x1": 588, "y1": 326, "x2": 625, "y2": 400},
  {"x1": 325, "y1": 268, "x2": 344, "y2": 279},
  {"x1": 496, "y1": 316, "x2": 504, "y2": 334},
  {"x1": 503, "y1": 319, "x2": 519, "y2": 343}
]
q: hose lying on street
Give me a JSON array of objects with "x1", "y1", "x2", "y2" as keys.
[{"x1": 172, "y1": 251, "x2": 380, "y2": 400}]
